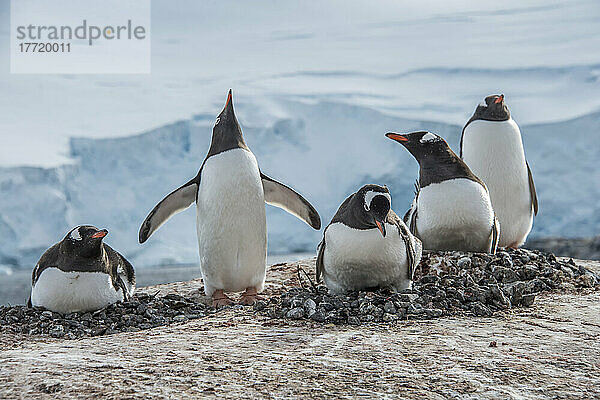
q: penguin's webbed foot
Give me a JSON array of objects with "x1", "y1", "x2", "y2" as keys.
[
  {"x1": 239, "y1": 287, "x2": 262, "y2": 306},
  {"x1": 211, "y1": 290, "x2": 234, "y2": 308}
]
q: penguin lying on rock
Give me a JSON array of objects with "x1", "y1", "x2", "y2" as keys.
[
  {"x1": 386, "y1": 131, "x2": 499, "y2": 254},
  {"x1": 461, "y1": 94, "x2": 538, "y2": 248},
  {"x1": 28, "y1": 225, "x2": 135, "y2": 314},
  {"x1": 316, "y1": 184, "x2": 422, "y2": 293},
  {"x1": 139, "y1": 90, "x2": 321, "y2": 307}
]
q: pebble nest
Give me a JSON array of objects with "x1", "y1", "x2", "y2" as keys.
[
  {"x1": 255, "y1": 248, "x2": 600, "y2": 325},
  {"x1": 0, "y1": 292, "x2": 216, "y2": 340},
  {"x1": 1, "y1": 248, "x2": 598, "y2": 339}
]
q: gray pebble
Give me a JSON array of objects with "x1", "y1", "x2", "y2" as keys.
[
  {"x1": 457, "y1": 257, "x2": 472, "y2": 269},
  {"x1": 286, "y1": 307, "x2": 305, "y2": 319},
  {"x1": 49, "y1": 325, "x2": 65, "y2": 338},
  {"x1": 521, "y1": 294, "x2": 536, "y2": 307},
  {"x1": 471, "y1": 302, "x2": 492, "y2": 317},
  {"x1": 383, "y1": 301, "x2": 397, "y2": 314},
  {"x1": 309, "y1": 310, "x2": 326, "y2": 322},
  {"x1": 303, "y1": 298, "x2": 317, "y2": 316}
]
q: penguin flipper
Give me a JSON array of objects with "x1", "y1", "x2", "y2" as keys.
[
  {"x1": 119, "y1": 256, "x2": 136, "y2": 290},
  {"x1": 116, "y1": 277, "x2": 131, "y2": 301},
  {"x1": 316, "y1": 236, "x2": 326, "y2": 283},
  {"x1": 404, "y1": 181, "x2": 420, "y2": 234},
  {"x1": 410, "y1": 208, "x2": 418, "y2": 236},
  {"x1": 139, "y1": 178, "x2": 198, "y2": 243},
  {"x1": 388, "y1": 210, "x2": 419, "y2": 280},
  {"x1": 260, "y1": 173, "x2": 321, "y2": 229},
  {"x1": 490, "y1": 215, "x2": 500, "y2": 254},
  {"x1": 526, "y1": 161, "x2": 538, "y2": 216},
  {"x1": 31, "y1": 244, "x2": 60, "y2": 287},
  {"x1": 104, "y1": 244, "x2": 136, "y2": 297}
]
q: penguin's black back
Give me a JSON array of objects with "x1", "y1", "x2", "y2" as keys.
[{"x1": 418, "y1": 144, "x2": 484, "y2": 189}]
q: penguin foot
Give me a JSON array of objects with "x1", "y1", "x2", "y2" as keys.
[
  {"x1": 239, "y1": 287, "x2": 262, "y2": 305},
  {"x1": 211, "y1": 290, "x2": 234, "y2": 308}
]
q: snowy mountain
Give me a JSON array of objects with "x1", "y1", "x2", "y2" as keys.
[{"x1": 1, "y1": 99, "x2": 598, "y2": 268}]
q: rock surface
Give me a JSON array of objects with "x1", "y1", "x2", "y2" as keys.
[{"x1": 1, "y1": 257, "x2": 599, "y2": 399}]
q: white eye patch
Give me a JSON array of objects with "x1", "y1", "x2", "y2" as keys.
[
  {"x1": 364, "y1": 190, "x2": 391, "y2": 211},
  {"x1": 214, "y1": 117, "x2": 220, "y2": 126},
  {"x1": 479, "y1": 101, "x2": 487, "y2": 108},
  {"x1": 420, "y1": 132, "x2": 437, "y2": 143},
  {"x1": 70, "y1": 228, "x2": 82, "y2": 241}
]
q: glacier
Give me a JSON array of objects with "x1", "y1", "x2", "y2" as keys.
[{"x1": 1, "y1": 100, "x2": 598, "y2": 268}]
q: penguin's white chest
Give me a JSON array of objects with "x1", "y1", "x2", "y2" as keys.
[
  {"x1": 196, "y1": 148, "x2": 267, "y2": 296},
  {"x1": 30, "y1": 268, "x2": 125, "y2": 314},
  {"x1": 322, "y1": 222, "x2": 414, "y2": 293},
  {"x1": 462, "y1": 119, "x2": 533, "y2": 246},
  {"x1": 416, "y1": 179, "x2": 494, "y2": 252}
]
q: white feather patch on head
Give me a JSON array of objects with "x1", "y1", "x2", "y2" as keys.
[
  {"x1": 479, "y1": 101, "x2": 487, "y2": 107},
  {"x1": 70, "y1": 228, "x2": 82, "y2": 241},
  {"x1": 364, "y1": 190, "x2": 391, "y2": 211},
  {"x1": 214, "y1": 117, "x2": 220, "y2": 126},
  {"x1": 420, "y1": 132, "x2": 437, "y2": 143}
]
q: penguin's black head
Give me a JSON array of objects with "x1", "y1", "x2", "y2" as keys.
[
  {"x1": 386, "y1": 130, "x2": 480, "y2": 188},
  {"x1": 356, "y1": 184, "x2": 391, "y2": 237},
  {"x1": 471, "y1": 94, "x2": 510, "y2": 121},
  {"x1": 386, "y1": 131, "x2": 450, "y2": 163},
  {"x1": 63, "y1": 225, "x2": 108, "y2": 258},
  {"x1": 208, "y1": 89, "x2": 248, "y2": 156}
]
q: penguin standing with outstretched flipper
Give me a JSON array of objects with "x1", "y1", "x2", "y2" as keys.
[{"x1": 139, "y1": 90, "x2": 321, "y2": 307}]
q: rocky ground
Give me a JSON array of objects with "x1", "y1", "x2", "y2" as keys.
[
  {"x1": 258, "y1": 248, "x2": 598, "y2": 324},
  {"x1": 0, "y1": 292, "x2": 215, "y2": 339},
  {"x1": 1, "y1": 251, "x2": 599, "y2": 399},
  {"x1": 1, "y1": 248, "x2": 597, "y2": 339}
]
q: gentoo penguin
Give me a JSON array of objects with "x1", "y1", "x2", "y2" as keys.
[
  {"x1": 386, "y1": 131, "x2": 499, "y2": 253},
  {"x1": 461, "y1": 94, "x2": 538, "y2": 248},
  {"x1": 316, "y1": 184, "x2": 422, "y2": 293},
  {"x1": 28, "y1": 225, "x2": 135, "y2": 314},
  {"x1": 139, "y1": 90, "x2": 321, "y2": 307}
]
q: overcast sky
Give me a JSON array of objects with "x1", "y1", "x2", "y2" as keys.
[{"x1": 1, "y1": 0, "x2": 599, "y2": 167}]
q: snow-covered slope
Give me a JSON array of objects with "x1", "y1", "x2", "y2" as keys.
[{"x1": 1, "y1": 100, "x2": 598, "y2": 268}]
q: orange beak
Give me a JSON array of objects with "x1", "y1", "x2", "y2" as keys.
[
  {"x1": 494, "y1": 94, "x2": 504, "y2": 104},
  {"x1": 375, "y1": 220, "x2": 386, "y2": 237},
  {"x1": 386, "y1": 132, "x2": 408, "y2": 142},
  {"x1": 91, "y1": 230, "x2": 108, "y2": 239},
  {"x1": 225, "y1": 89, "x2": 232, "y2": 108}
]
